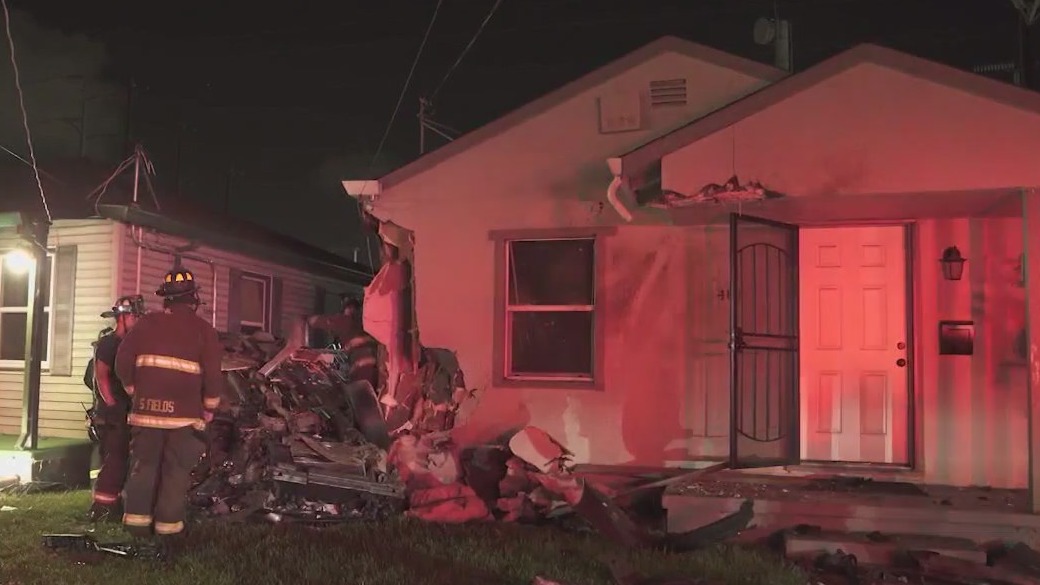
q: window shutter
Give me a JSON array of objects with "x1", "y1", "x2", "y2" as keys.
[
  {"x1": 227, "y1": 268, "x2": 242, "y2": 334},
  {"x1": 270, "y1": 277, "x2": 284, "y2": 337},
  {"x1": 50, "y1": 245, "x2": 77, "y2": 376}
]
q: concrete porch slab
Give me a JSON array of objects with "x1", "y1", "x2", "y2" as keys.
[{"x1": 665, "y1": 494, "x2": 1040, "y2": 548}]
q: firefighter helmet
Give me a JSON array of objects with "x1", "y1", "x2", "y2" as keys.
[
  {"x1": 100, "y1": 295, "x2": 145, "y2": 318},
  {"x1": 156, "y1": 267, "x2": 199, "y2": 299}
]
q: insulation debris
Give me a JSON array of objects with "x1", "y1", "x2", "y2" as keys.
[{"x1": 652, "y1": 174, "x2": 784, "y2": 207}]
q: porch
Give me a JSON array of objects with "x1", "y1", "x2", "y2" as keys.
[
  {"x1": 661, "y1": 470, "x2": 1040, "y2": 548},
  {"x1": 676, "y1": 186, "x2": 1040, "y2": 510}
]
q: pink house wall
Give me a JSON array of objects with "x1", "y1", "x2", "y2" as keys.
[{"x1": 370, "y1": 51, "x2": 775, "y2": 466}]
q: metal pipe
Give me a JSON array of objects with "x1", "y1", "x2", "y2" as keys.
[{"x1": 134, "y1": 226, "x2": 142, "y2": 295}]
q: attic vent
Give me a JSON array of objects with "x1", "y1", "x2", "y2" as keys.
[{"x1": 650, "y1": 78, "x2": 687, "y2": 107}]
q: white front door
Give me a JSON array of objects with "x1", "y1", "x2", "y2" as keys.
[{"x1": 799, "y1": 225, "x2": 910, "y2": 464}]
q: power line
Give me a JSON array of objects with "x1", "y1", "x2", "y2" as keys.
[
  {"x1": 358, "y1": 0, "x2": 443, "y2": 267},
  {"x1": 430, "y1": 0, "x2": 504, "y2": 100},
  {"x1": 369, "y1": 0, "x2": 442, "y2": 172},
  {"x1": 1, "y1": 0, "x2": 50, "y2": 223}
]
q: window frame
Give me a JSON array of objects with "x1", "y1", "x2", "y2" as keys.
[
  {"x1": 490, "y1": 227, "x2": 614, "y2": 390},
  {"x1": 0, "y1": 250, "x2": 56, "y2": 370},
  {"x1": 237, "y1": 271, "x2": 272, "y2": 333}
]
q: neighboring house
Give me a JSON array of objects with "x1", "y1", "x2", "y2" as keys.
[
  {"x1": 345, "y1": 35, "x2": 1040, "y2": 505},
  {"x1": 0, "y1": 160, "x2": 372, "y2": 440}
]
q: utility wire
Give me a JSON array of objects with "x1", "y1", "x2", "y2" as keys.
[
  {"x1": 1, "y1": 0, "x2": 50, "y2": 223},
  {"x1": 358, "y1": 0, "x2": 443, "y2": 269},
  {"x1": 430, "y1": 0, "x2": 504, "y2": 100},
  {"x1": 0, "y1": 143, "x2": 66, "y2": 184},
  {"x1": 368, "y1": 0, "x2": 442, "y2": 173}
]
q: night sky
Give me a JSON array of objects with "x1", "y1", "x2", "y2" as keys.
[{"x1": 2, "y1": 0, "x2": 1027, "y2": 264}]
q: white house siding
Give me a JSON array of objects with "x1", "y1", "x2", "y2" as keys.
[
  {"x1": 0, "y1": 219, "x2": 119, "y2": 439},
  {"x1": 115, "y1": 224, "x2": 361, "y2": 335}
]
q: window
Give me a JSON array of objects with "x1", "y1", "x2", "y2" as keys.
[
  {"x1": 238, "y1": 273, "x2": 271, "y2": 333},
  {"x1": 503, "y1": 237, "x2": 596, "y2": 382},
  {"x1": 0, "y1": 252, "x2": 54, "y2": 366}
]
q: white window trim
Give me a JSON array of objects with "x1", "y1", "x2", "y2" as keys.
[
  {"x1": 0, "y1": 252, "x2": 56, "y2": 370},
  {"x1": 238, "y1": 272, "x2": 272, "y2": 332},
  {"x1": 503, "y1": 237, "x2": 596, "y2": 382}
]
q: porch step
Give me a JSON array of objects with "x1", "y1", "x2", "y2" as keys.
[{"x1": 665, "y1": 495, "x2": 1040, "y2": 548}]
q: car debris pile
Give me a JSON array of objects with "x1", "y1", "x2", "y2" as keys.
[
  {"x1": 180, "y1": 326, "x2": 757, "y2": 550},
  {"x1": 185, "y1": 326, "x2": 462, "y2": 524}
]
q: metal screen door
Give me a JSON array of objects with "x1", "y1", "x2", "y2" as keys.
[{"x1": 729, "y1": 213, "x2": 800, "y2": 468}]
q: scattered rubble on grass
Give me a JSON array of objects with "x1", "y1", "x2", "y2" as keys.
[{"x1": 188, "y1": 327, "x2": 755, "y2": 551}]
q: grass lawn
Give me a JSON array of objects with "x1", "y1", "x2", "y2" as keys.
[{"x1": 0, "y1": 490, "x2": 806, "y2": 585}]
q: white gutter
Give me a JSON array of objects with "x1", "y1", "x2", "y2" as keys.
[
  {"x1": 342, "y1": 180, "x2": 383, "y2": 200},
  {"x1": 605, "y1": 157, "x2": 634, "y2": 223}
]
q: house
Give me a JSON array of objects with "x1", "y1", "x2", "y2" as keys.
[
  {"x1": 344, "y1": 35, "x2": 1040, "y2": 510},
  {"x1": 0, "y1": 159, "x2": 372, "y2": 453}
]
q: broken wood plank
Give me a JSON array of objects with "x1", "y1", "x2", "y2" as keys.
[{"x1": 614, "y1": 462, "x2": 730, "y2": 497}]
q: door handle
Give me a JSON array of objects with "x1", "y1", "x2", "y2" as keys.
[{"x1": 896, "y1": 358, "x2": 907, "y2": 368}]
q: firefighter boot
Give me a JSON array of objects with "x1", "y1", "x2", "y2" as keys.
[{"x1": 154, "y1": 533, "x2": 187, "y2": 564}]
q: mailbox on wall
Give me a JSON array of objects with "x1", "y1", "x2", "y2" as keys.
[{"x1": 939, "y1": 320, "x2": 974, "y2": 356}]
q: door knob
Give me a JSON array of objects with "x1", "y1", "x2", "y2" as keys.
[{"x1": 896, "y1": 358, "x2": 907, "y2": 368}]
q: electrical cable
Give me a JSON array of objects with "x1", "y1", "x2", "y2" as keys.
[
  {"x1": 430, "y1": 0, "x2": 504, "y2": 100},
  {"x1": 1, "y1": 0, "x2": 51, "y2": 223},
  {"x1": 369, "y1": 0, "x2": 442, "y2": 172},
  {"x1": 358, "y1": 0, "x2": 444, "y2": 269}
]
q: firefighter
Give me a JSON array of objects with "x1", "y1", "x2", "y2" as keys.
[
  {"x1": 114, "y1": 266, "x2": 223, "y2": 557},
  {"x1": 307, "y1": 296, "x2": 379, "y2": 389},
  {"x1": 88, "y1": 295, "x2": 145, "y2": 522}
]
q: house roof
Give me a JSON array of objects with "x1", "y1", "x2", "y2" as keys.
[
  {"x1": 0, "y1": 158, "x2": 373, "y2": 285},
  {"x1": 371, "y1": 36, "x2": 786, "y2": 191},
  {"x1": 617, "y1": 43, "x2": 1040, "y2": 176}
]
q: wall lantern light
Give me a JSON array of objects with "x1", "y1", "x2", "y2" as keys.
[
  {"x1": 940, "y1": 246, "x2": 966, "y2": 281},
  {"x1": 3, "y1": 247, "x2": 34, "y2": 275}
]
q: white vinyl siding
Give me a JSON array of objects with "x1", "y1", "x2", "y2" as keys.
[
  {"x1": 0, "y1": 219, "x2": 119, "y2": 439},
  {"x1": 116, "y1": 224, "x2": 361, "y2": 336}
]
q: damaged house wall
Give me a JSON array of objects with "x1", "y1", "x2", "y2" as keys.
[{"x1": 359, "y1": 50, "x2": 779, "y2": 466}]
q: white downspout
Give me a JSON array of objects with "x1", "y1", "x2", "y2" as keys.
[
  {"x1": 606, "y1": 176, "x2": 633, "y2": 223},
  {"x1": 605, "y1": 157, "x2": 634, "y2": 223}
]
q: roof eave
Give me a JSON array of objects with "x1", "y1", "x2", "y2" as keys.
[
  {"x1": 615, "y1": 43, "x2": 1040, "y2": 180},
  {"x1": 375, "y1": 36, "x2": 784, "y2": 191},
  {"x1": 98, "y1": 204, "x2": 373, "y2": 286}
]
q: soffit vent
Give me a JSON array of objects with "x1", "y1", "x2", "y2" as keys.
[{"x1": 650, "y1": 78, "x2": 687, "y2": 107}]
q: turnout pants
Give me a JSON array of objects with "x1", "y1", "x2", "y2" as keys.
[
  {"x1": 122, "y1": 425, "x2": 206, "y2": 536},
  {"x1": 92, "y1": 422, "x2": 130, "y2": 506}
]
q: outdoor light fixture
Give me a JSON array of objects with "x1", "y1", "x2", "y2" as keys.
[
  {"x1": 940, "y1": 246, "x2": 966, "y2": 281},
  {"x1": 3, "y1": 247, "x2": 33, "y2": 275}
]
